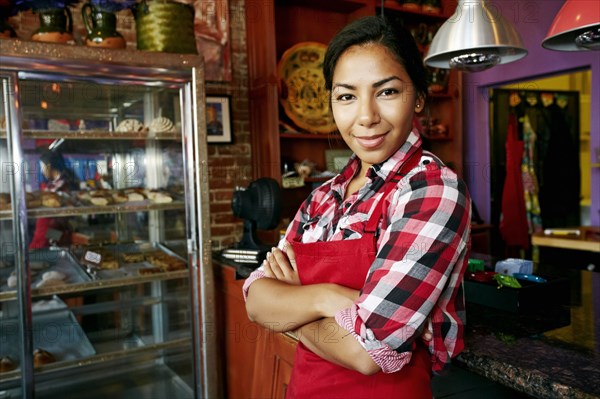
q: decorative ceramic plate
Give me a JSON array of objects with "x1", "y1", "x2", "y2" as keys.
[{"x1": 277, "y1": 42, "x2": 336, "y2": 134}]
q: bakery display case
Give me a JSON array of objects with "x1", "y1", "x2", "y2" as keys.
[{"x1": 0, "y1": 40, "x2": 216, "y2": 398}]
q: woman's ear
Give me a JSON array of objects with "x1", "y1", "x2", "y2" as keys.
[{"x1": 415, "y1": 95, "x2": 425, "y2": 113}]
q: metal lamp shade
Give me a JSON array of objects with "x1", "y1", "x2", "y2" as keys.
[
  {"x1": 542, "y1": 0, "x2": 600, "y2": 51},
  {"x1": 424, "y1": 0, "x2": 527, "y2": 71}
]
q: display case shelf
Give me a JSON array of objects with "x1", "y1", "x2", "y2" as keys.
[
  {"x1": 0, "y1": 337, "x2": 190, "y2": 387},
  {"x1": 0, "y1": 269, "x2": 188, "y2": 302},
  {"x1": 0, "y1": 201, "x2": 185, "y2": 220},
  {"x1": 2, "y1": 130, "x2": 183, "y2": 141}
]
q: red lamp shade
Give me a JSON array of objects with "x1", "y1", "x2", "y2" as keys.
[{"x1": 542, "y1": 0, "x2": 600, "y2": 51}]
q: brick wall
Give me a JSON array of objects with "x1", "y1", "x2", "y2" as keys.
[{"x1": 7, "y1": 0, "x2": 250, "y2": 251}]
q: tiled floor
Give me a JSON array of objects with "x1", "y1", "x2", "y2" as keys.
[{"x1": 431, "y1": 364, "x2": 535, "y2": 398}]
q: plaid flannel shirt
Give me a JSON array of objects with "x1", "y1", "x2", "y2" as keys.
[{"x1": 243, "y1": 131, "x2": 471, "y2": 372}]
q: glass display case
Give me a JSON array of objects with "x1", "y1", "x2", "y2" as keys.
[{"x1": 0, "y1": 40, "x2": 215, "y2": 398}]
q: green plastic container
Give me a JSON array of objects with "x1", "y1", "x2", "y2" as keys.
[{"x1": 467, "y1": 258, "x2": 485, "y2": 273}]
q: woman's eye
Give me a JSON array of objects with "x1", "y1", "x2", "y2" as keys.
[
  {"x1": 335, "y1": 94, "x2": 354, "y2": 102},
  {"x1": 379, "y1": 88, "x2": 399, "y2": 97}
]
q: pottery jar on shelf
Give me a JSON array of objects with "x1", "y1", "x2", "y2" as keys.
[
  {"x1": 81, "y1": 3, "x2": 126, "y2": 49},
  {"x1": 31, "y1": 7, "x2": 74, "y2": 44}
]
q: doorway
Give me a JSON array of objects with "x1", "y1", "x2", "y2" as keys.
[{"x1": 488, "y1": 69, "x2": 592, "y2": 256}]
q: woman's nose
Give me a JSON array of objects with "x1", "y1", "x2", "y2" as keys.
[{"x1": 357, "y1": 97, "x2": 380, "y2": 126}]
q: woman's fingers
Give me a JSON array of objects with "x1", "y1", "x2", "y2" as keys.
[
  {"x1": 262, "y1": 258, "x2": 275, "y2": 278},
  {"x1": 264, "y1": 251, "x2": 282, "y2": 280},
  {"x1": 265, "y1": 246, "x2": 301, "y2": 285},
  {"x1": 270, "y1": 248, "x2": 292, "y2": 277},
  {"x1": 283, "y1": 241, "x2": 297, "y2": 271}
]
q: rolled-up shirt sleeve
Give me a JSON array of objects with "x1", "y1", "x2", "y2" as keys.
[{"x1": 335, "y1": 163, "x2": 471, "y2": 373}]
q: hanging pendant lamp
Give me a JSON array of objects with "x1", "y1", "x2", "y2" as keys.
[
  {"x1": 424, "y1": 0, "x2": 527, "y2": 72},
  {"x1": 542, "y1": 0, "x2": 600, "y2": 51}
]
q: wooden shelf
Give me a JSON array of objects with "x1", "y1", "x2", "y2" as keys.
[
  {"x1": 429, "y1": 92, "x2": 453, "y2": 99},
  {"x1": 383, "y1": 1, "x2": 450, "y2": 19},
  {"x1": 532, "y1": 227, "x2": 600, "y2": 253},
  {"x1": 422, "y1": 134, "x2": 452, "y2": 141},
  {"x1": 276, "y1": 0, "x2": 370, "y2": 13},
  {"x1": 280, "y1": 133, "x2": 339, "y2": 140}
]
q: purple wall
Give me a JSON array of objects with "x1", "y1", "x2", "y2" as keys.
[{"x1": 462, "y1": 0, "x2": 600, "y2": 226}]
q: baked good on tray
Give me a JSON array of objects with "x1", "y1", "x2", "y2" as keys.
[
  {"x1": 41, "y1": 192, "x2": 61, "y2": 208},
  {"x1": 26, "y1": 192, "x2": 42, "y2": 208},
  {"x1": 145, "y1": 251, "x2": 186, "y2": 272},
  {"x1": 148, "y1": 116, "x2": 175, "y2": 133},
  {"x1": 145, "y1": 190, "x2": 172, "y2": 204},
  {"x1": 89, "y1": 190, "x2": 114, "y2": 206},
  {"x1": 0, "y1": 192, "x2": 44, "y2": 210},
  {"x1": 36, "y1": 270, "x2": 67, "y2": 288},
  {"x1": 0, "y1": 356, "x2": 17, "y2": 373},
  {"x1": 0, "y1": 193, "x2": 10, "y2": 210},
  {"x1": 33, "y1": 348, "x2": 56, "y2": 367},
  {"x1": 138, "y1": 266, "x2": 163, "y2": 276},
  {"x1": 122, "y1": 252, "x2": 145, "y2": 264},
  {"x1": 116, "y1": 118, "x2": 145, "y2": 133}
]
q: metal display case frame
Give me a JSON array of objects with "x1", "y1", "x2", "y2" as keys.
[{"x1": 0, "y1": 40, "x2": 216, "y2": 399}]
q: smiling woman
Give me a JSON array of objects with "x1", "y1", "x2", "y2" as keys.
[
  {"x1": 243, "y1": 15, "x2": 472, "y2": 399},
  {"x1": 329, "y1": 43, "x2": 424, "y2": 178}
]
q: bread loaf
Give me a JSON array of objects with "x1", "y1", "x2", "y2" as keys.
[
  {"x1": 33, "y1": 349, "x2": 55, "y2": 367},
  {"x1": 0, "y1": 356, "x2": 17, "y2": 373},
  {"x1": 41, "y1": 192, "x2": 61, "y2": 208}
]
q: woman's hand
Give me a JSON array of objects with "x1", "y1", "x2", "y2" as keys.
[{"x1": 263, "y1": 242, "x2": 301, "y2": 285}]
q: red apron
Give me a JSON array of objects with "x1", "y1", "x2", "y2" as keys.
[
  {"x1": 286, "y1": 148, "x2": 432, "y2": 399},
  {"x1": 499, "y1": 113, "x2": 529, "y2": 249}
]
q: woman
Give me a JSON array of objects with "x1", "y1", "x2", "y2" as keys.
[
  {"x1": 29, "y1": 150, "x2": 78, "y2": 248},
  {"x1": 244, "y1": 16, "x2": 471, "y2": 398}
]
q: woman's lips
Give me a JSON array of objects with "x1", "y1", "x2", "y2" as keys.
[{"x1": 354, "y1": 134, "x2": 386, "y2": 149}]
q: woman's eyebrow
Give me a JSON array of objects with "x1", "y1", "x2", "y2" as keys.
[
  {"x1": 332, "y1": 76, "x2": 402, "y2": 91},
  {"x1": 372, "y1": 76, "x2": 401, "y2": 88},
  {"x1": 332, "y1": 82, "x2": 355, "y2": 90}
]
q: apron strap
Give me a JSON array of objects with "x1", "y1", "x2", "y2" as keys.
[{"x1": 364, "y1": 147, "x2": 423, "y2": 235}]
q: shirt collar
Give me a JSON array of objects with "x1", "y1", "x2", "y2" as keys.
[{"x1": 331, "y1": 130, "x2": 422, "y2": 193}]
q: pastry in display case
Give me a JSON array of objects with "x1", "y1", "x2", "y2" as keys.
[{"x1": 0, "y1": 40, "x2": 216, "y2": 398}]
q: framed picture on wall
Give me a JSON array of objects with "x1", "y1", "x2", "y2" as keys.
[{"x1": 206, "y1": 96, "x2": 232, "y2": 143}]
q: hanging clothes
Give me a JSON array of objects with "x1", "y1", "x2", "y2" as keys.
[
  {"x1": 539, "y1": 96, "x2": 581, "y2": 227},
  {"x1": 521, "y1": 114, "x2": 543, "y2": 234},
  {"x1": 499, "y1": 113, "x2": 530, "y2": 249}
]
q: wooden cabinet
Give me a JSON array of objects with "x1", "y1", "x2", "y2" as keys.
[
  {"x1": 215, "y1": 261, "x2": 298, "y2": 399},
  {"x1": 250, "y1": 331, "x2": 297, "y2": 399},
  {"x1": 246, "y1": 0, "x2": 463, "y2": 219},
  {"x1": 214, "y1": 262, "x2": 257, "y2": 399}
]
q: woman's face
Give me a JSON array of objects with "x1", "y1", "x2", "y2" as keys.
[{"x1": 331, "y1": 44, "x2": 422, "y2": 172}]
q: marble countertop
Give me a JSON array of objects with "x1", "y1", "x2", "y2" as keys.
[
  {"x1": 458, "y1": 266, "x2": 599, "y2": 399},
  {"x1": 219, "y1": 255, "x2": 600, "y2": 398}
]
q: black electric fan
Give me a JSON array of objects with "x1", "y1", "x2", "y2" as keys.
[{"x1": 221, "y1": 178, "x2": 282, "y2": 265}]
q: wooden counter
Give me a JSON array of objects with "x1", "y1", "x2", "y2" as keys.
[{"x1": 531, "y1": 226, "x2": 600, "y2": 253}]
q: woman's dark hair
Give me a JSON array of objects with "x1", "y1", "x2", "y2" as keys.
[
  {"x1": 40, "y1": 150, "x2": 78, "y2": 189},
  {"x1": 323, "y1": 15, "x2": 428, "y2": 99}
]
